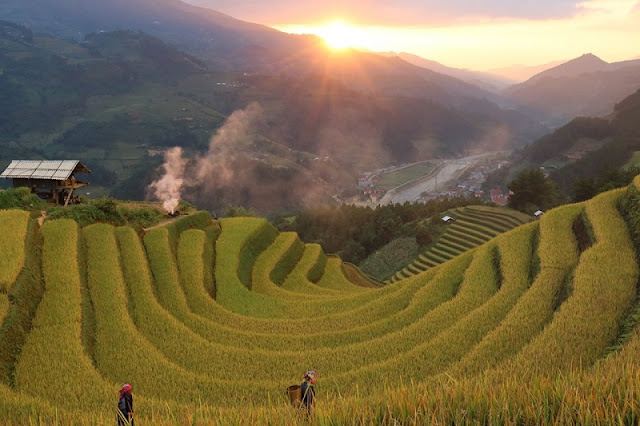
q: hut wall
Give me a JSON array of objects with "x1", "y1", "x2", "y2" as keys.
[{"x1": 13, "y1": 178, "x2": 58, "y2": 190}]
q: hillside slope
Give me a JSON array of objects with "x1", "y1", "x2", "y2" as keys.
[
  {"x1": 488, "y1": 88, "x2": 640, "y2": 196},
  {"x1": 0, "y1": 0, "x2": 311, "y2": 69},
  {"x1": 1, "y1": 177, "x2": 640, "y2": 423},
  {"x1": 505, "y1": 53, "x2": 640, "y2": 125}
]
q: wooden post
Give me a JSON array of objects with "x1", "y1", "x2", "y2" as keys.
[{"x1": 64, "y1": 189, "x2": 74, "y2": 207}]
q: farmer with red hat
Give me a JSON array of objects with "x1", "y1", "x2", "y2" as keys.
[{"x1": 117, "y1": 383, "x2": 134, "y2": 425}]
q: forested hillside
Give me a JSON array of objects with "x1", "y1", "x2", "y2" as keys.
[{"x1": 486, "y1": 88, "x2": 640, "y2": 200}]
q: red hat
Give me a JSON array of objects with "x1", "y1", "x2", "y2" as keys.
[
  {"x1": 303, "y1": 370, "x2": 318, "y2": 383},
  {"x1": 119, "y1": 384, "x2": 132, "y2": 399}
]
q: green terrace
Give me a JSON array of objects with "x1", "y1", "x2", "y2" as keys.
[{"x1": 389, "y1": 205, "x2": 532, "y2": 282}]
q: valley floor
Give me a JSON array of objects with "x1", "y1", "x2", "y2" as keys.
[{"x1": 379, "y1": 153, "x2": 496, "y2": 205}]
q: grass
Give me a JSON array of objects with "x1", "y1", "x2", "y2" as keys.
[
  {"x1": 359, "y1": 237, "x2": 420, "y2": 281},
  {"x1": 281, "y1": 244, "x2": 339, "y2": 295},
  {"x1": 450, "y1": 205, "x2": 581, "y2": 377},
  {"x1": 14, "y1": 220, "x2": 112, "y2": 412},
  {"x1": 372, "y1": 161, "x2": 438, "y2": 191},
  {"x1": 507, "y1": 190, "x2": 638, "y2": 376},
  {"x1": 0, "y1": 218, "x2": 43, "y2": 386},
  {"x1": 625, "y1": 151, "x2": 640, "y2": 168},
  {"x1": 0, "y1": 294, "x2": 8, "y2": 326}
]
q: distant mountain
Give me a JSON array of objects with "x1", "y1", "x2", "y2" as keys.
[
  {"x1": 0, "y1": 0, "x2": 549, "y2": 148},
  {"x1": 263, "y1": 47, "x2": 548, "y2": 144},
  {"x1": 548, "y1": 88, "x2": 640, "y2": 192},
  {"x1": 487, "y1": 60, "x2": 565, "y2": 83},
  {"x1": 272, "y1": 48, "x2": 492, "y2": 104},
  {"x1": 525, "y1": 53, "x2": 609, "y2": 82},
  {"x1": 377, "y1": 52, "x2": 515, "y2": 91},
  {"x1": 504, "y1": 54, "x2": 640, "y2": 126},
  {"x1": 1, "y1": 0, "x2": 548, "y2": 117}
]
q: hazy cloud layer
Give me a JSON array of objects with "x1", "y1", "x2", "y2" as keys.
[{"x1": 185, "y1": 0, "x2": 581, "y2": 24}]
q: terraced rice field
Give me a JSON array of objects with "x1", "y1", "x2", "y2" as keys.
[
  {"x1": 0, "y1": 209, "x2": 30, "y2": 293},
  {"x1": 390, "y1": 205, "x2": 533, "y2": 282},
  {"x1": 1, "y1": 180, "x2": 640, "y2": 424}
]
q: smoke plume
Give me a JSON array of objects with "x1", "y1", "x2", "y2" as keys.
[
  {"x1": 195, "y1": 102, "x2": 264, "y2": 189},
  {"x1": 147, "y1": 103, "x2": 266, "y2": 212},
  {"x1": 148, "y1": 147, "x2": 187, "y2": 213}
]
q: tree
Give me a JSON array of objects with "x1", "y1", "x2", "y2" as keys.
[
  {"x1": 572, "y1": 178, "x2": 597, "y2": 202},
  {"x1": 572, "y1": 166, "x2": 640, "y2": 202},
  {"x1": 415, "y1": 219, "x2": 435, "y2": 247},
  {"x1": 507, "y1": 169, "x2": 565, "y2": 213},
  {"x1": 225, "y1": 205, "x2": 256, "y2": 217}
]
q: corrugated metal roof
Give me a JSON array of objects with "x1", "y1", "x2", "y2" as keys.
[{"x1": 0, "y1": 160, "x2": 89, "y2": 180}]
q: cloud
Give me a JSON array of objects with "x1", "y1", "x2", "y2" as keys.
[
  {"x1": 186, "y1": 0, "x2": 581, "y2": 25},
  {"x1": 577, "y1": 0, "x2": 639, "y2": 17}
]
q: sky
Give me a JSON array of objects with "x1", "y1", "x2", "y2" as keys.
[{"x1": 184, "y1": 0, "x2": 640, "y2": 72}]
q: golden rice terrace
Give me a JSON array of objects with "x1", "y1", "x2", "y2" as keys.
[{"x1": 1, "y1": 177, "x2": 640, "y2": 424}]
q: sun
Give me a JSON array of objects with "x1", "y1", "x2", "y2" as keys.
[
  {"x1": 317, "y1": 21, "x2": 363, "y2": 50},
  {"x1": 275, "y1": 20, "x2": 393, "y2": 52}
]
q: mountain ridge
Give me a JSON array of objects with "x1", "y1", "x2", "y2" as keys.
[
  {"x1": 524, "y1": 53, "x2": 609, "y2": 83},
  {"x1": 0, "y1": 28, "x2": 547, "y2": 213},
  {"x1": 0, "y1": 0, "x2": 542, "y2": 117},
  {"x1": 504, "y1": 53, "x2": 640, "y2": 126},
  {"x1": 376, "y1": 51, "x2": 515, "y2": 90}
]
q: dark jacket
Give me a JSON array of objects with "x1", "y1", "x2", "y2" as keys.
[
  {"x1": 301, "y1": 381, "x2": 315, "y2": 410},
  {"x1": 117, "y1": 394, "x2": 134, "y2": 425}
]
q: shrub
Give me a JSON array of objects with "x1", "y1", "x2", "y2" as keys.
[
  {"x1": 46, "y1": 197, "x2": 125, "y2": 227},
  {"x1": 359, "y1": 237, "x2": 420, "y2": 281},
  {"x1": 0, "y1": 187, "x2": 44, "y2": 210},
  {"x1": 119, "y1": 206, "x2": 163, "y2": 229}
]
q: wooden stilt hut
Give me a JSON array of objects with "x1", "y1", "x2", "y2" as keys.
[{"x1": 0, "y1": 160, "x2": 91, "y2": 206}]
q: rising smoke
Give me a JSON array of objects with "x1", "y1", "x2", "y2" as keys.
[
  {"x1": 147, "y1": 147, "x2": 186, "y2": 214},
  {"x1": 147, "y1": 103, "x2": 266, "y2": 213},
  {"x1": 195, "y1": 102, "x2": 264, "y2": 190}
]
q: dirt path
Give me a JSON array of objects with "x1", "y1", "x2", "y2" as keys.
[
  {"x1": 37, "y1": 211, "x2": 46, "y2": 227},
  {"x1": 143, "y1": 217, "x2": 178, "y2": 232},
  {"x1": 36, "y1": 210, "x2": 181, "y2": 232}
]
